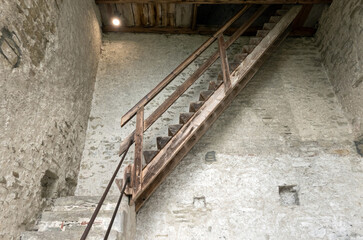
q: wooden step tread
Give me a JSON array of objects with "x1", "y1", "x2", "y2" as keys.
[
  {"x1": 242, "y1": 45, "x2": 257, "y2": 54},
  {"x1": 179, "y1": 112, "x2": 194, "y2": 124},
  {"x1": 199, "y1": 90, "x2": 214, "y2": 101},
  {"x1": 263, "y1": 22, "x2": 276, "y2": 30},
  {"x1": 234, "y1": 53, "x2": 248, "y2": 62},
  {"x1": 168, "y1": 124, "x2": 183, "y2": 137},
  {"x1": 230, "y1": 62, "x2": 240, "y2": 71},
  {"x1": 189, "y1": 101, "x2": 205, "y2": 113},
  {"x1": 143, "y1": 150, "x2": 159, "y2": 164},
  {"x1": 269, "y1": 16, "x2": 282, "y2": 23},
  {"x1": 156, "y1": 136, "x2": 172, "y2": 150},
  {"x1": 209, "y1": 80, "x2": 223, "y2": 91},
  {"x1": 256, "y1": 30, "x2": 270, "y2": 38},
  {"x1": 276, "y1": 9, "x2": 288, "y2": 16},
  {"x1": 249, "y1": 37, "x2": 263, "y2": 45}
]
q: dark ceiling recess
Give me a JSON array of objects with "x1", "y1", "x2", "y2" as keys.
[
  {"x1": 97, "y1": 1, "x2": 330, "y2": 36},
  {"x1": 196, "y1": 4, "x2": 245, "y2": 26},
  {"x1": 196, "y1": 4, "x2": 280, "y2": 28}
]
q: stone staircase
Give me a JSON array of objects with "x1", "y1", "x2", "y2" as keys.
[{"x1": 20, "y1": 196, "x2": 128, "y2": 240}]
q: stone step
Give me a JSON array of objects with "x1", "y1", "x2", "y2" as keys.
[
  {"x1": 40, "y1": 209, "x2": 113, "y2": 222},
  {"x1": 263, "y1": 22, "x2": 276, "y2": 30},
  {"x1": 36, "y1": 219, "x2": 104, "y2": 233},
  {"x1": 168, "y1": 124, "x2": 183, "y2": 137},
  {"x1": 269, "y1": 16, "x2": 282, "y2": 23},
  {"x1": 21, "y1": 229, "x2": 119, "y2": 240},
  {"x1": 242, "y1": 45, "x2": 257, "y2": 54},
  {"x1": 50, "y1": 196, "x2": 118, "y2": 212},
  {"x1": 249, "y1": 37, "x2": 263, "y2": 45},
  {"x1": 276, "y1": 9, "x2": 288, "y2": 16},
  {"x1": 34, "y1": 209, "x2": 120, "y2": 236},
  {"x1": 179, "y1": 112, "x2": 194, "y2": 124},
  {"x1": 156, "y1": 136, "x2": 171, "y2": 150},
  {"x1": 189, "y1": 101, "x2": 204, "y2": 113},
  {"x1": 143, "y1": 150, "x2": 159, "y2": 164},
  {"x1": 199, "y1": 90, "x2": 214, "y2": 101},
  {"x1": 256, "y1": 30, "x2": 270, "y2": 38}
]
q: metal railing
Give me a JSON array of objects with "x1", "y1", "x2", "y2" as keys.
[{"x1": 80, "y1": 142, "x2": 131, "y2": 240}]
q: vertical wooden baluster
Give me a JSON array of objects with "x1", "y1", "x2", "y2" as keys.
[
  {"x1": 218, "y1": 34, "x2": 231, "y2": 91},
  {"x1": 134, "y1": 106, "x2": 144, "y2": 193}
]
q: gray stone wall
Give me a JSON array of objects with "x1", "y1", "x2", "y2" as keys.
[
  {"x1": 316, "y1": 0, "x2": 363, "y2": 139},
  {"x1": 0, "y1": 0, "x2": 101, "y2": 238}
]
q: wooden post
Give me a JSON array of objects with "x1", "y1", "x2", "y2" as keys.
[
  {"x1": 218, "y1": 34, "x2": 231, "y2": 90},
  {"x1": 191, "y1": 4, "x2": 198, "y2": 30},
  {"x1": 134, "y1": 106, "x2": 144, "y2": 193}
]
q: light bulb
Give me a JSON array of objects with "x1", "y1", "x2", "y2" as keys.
[{"x1": 112, "y1": 18, "x2": 121, "y2": 26}]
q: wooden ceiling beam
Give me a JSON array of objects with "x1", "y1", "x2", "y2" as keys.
[
  {"x1": 102, "y1": 25, "x2": 316, "y2": 36},
  {"x1": 96, "y1": 0, "x2": 332, "y2": 4}
]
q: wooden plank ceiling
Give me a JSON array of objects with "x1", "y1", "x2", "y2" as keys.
[{"x1": 96, "y1": 0, "x2": 331, "y2": 35}]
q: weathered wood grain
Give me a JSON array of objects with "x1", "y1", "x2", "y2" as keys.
[
  {"x1": 132, "y1": 3, "x2": 142, "y2": 26},
  {"x1": 168, "y1": 3, "x2": 176, "y2": 27},
  {"x1": 115, "y1": 3, "x2": 135, "y2": 26},
  {"x1": 175, "y1": 4, "x2": 193, "y2": 27},
  {"x1": 148, "y1": 3, "x2": 156, "y2": 26},
  {"x1": 218, "y1": 35, "x2": 231, "y2": 90},
  {"x1": 133, "y1": 107, "x2": 144, "y2": 193},
  {"x1": 97, "y1": 0, "x2": 331, "y2": 4}
]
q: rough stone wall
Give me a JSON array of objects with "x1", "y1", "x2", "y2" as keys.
[
  {"x1": 316, "y1": 0, "x2": 363, "y2": 140},
  {"x1": 0, "y1": 0, "x2": 101, "y2": 238}
]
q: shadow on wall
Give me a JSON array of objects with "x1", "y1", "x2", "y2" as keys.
[{"x1": 40, "y1": 170, "x2": 59, "y2": 199}]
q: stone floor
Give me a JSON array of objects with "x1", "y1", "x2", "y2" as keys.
[{"x1": 75, "y1": 33, "x2": 363, "y2": 239}]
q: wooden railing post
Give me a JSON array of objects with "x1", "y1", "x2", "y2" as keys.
[
  {"x1": 134, "y1": 106, "x2": 144, "y2": 193},
  {"x1": 218, "y1": 34, "x2": 231, "y2": 91}
]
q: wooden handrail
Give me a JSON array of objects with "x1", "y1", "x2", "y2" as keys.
[
  {"x1": 97, "y1": 0, "x2": 332, "y2": 4},
  {"x1": 218, "y1": 34, "x2": 231, "y2": 91},
  {"x1": 118, "y1": 5, "x2": 268, "y2": 156},
  {"x1": 120, "y1": 4, "x2": 251, "y2": 127}
]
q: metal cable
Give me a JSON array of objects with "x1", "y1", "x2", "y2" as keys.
[
  {"x1": 104, "y1": 178, "x2": 129, "y2": 240},
  {"x1": 80, "y1": 142, "x2": 131, "y2": 240}
]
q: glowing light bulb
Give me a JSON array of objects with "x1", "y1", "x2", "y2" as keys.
[{"x1": 112, "y1": 18, "x2": 121, "y2": 26}]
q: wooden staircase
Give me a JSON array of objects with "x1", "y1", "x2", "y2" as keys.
[{"x1": 119, "y1": 5, "x2": 302, "y2": 211}]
